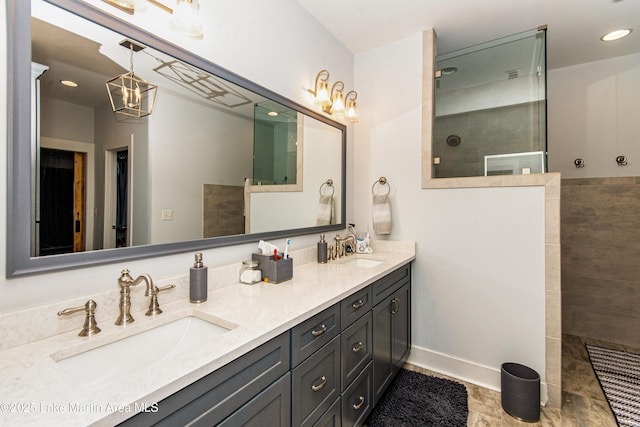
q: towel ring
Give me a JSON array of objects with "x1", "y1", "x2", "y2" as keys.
[
  {"x1": 320, "y1": 179, "x2": 335, "y2": 196},
  {"x1": 371, "y1": 176, "x2": 390, "y2": 196}
]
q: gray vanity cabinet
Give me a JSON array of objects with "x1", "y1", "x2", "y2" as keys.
[
  {"x1": 117, "y1": 332, "x2": 290, "y2": 427},
  {"x1": 118, "y1": 263, "x2": 411, "y2": 427},
  {"x1": 372, "y1": 265, "x2": 411, "y2": 406}
]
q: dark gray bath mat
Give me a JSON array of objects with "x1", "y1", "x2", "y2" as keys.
[
  {"x1": 365, "y1": 368, "x2": 468, "y2": 426},
  {"x1": 586, "y1": 344, "x2": 640, "y2": 427}
]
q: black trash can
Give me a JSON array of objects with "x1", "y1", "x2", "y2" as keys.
[{"x1": 501, "y1": 362, "x2": 540, "y2": 422}]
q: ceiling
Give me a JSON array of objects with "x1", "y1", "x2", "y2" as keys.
[{"x1": 294, "y1": 0, "x2": 640, "y2": 69}]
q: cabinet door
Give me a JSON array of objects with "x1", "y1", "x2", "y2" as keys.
[
  {"x1": 372, "y1": 281, "x2": 411, "y2": 406},
  {"x1": 372, "y1": 294, "x2": 393, "y2": 405},
  {"x1": 218, "y1": 372, "x2": 291, "y2": 427},
  {"x1": 391, "y1": 283, "x2": 411, "y2": 368}
]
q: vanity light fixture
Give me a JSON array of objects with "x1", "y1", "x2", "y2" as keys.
[
  {"x1": 106, "y1": 39, "x2": 158, "y2": 118},
  {"x1": 308, "y1": 69, "x2": 359, "y2": 123},
  {"x1": 600, "y1": 28, "x2": 632, "y2": 42},
  {"x1": 326, "y1": 81, "x2": 345, "y2": 115},
  {"x1": 308, "y1": 69, "x2": 332, "y2": 107},
  {"x1": 345, "y1": 91, "x2": 359, "y2": 123},
  {"x1": 102, "y1": 0, "x2": 204, "y2": 40}
]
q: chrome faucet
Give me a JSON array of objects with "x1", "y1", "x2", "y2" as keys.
[{"x1": 116, "y1": 269, "x2": 151, "y2": 325}]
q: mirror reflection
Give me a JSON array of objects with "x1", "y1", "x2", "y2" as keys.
[{"x1": 29, "y1": 0, "x2": 343, "y2": 258}]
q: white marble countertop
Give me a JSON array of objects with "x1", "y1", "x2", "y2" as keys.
[{"x1": 0, "y1": 243, "x2": 414, "y2": 426}]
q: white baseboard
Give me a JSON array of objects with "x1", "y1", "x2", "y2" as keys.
[{"x1": 407, "y1": 345, "x2": 548, "y2": 405}]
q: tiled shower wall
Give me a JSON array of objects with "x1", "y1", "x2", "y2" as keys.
[
  {"x1": 561, "y1": 177, "x2": 640, "y2": 347},
  {"x1": 433, "y1": 101, "x2": 543, "y2": 178},
  {"x1": 203, "y1": 184, "x2": 245, "y2": 238}
]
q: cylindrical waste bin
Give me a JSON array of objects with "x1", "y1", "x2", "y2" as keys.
[{"x1": 501, "y1": 362, "x2": 540, "y2": 422}]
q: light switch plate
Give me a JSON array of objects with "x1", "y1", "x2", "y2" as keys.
[{"x1": 162, "y1": 210, "x2": 173, "y2": 221}]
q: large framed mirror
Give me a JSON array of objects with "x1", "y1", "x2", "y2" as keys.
[{"x1": 6, "y1": 0, "x2": 346, "y2": 277}]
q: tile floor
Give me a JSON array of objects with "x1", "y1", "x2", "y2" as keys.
[{"x1": 405, "y1": 334, "x2": 640, "y2": 426}]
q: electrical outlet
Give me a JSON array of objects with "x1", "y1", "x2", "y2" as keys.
[{"x1": 162, "y1": 210, "x2": 173, "y2": 221}]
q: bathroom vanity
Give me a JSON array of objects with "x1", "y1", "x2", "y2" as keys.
[
  {"x1": 119, "y1": 262, "x2": 410, "y2": 426},
  {"x1": 0, "y1": 243, "x2": 414, "y2": 426}
]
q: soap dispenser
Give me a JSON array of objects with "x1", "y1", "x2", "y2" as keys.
[
  {"x1": 190, "y1": 253, "x2": 208, "y2": 303},
  {"x1": 317, "y1": 234, "x2": 328, "y2": 264}
]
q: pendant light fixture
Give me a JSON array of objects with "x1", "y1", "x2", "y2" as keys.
[{"x1": 106, "y1": 40, "x2": 158, "y2": 118}]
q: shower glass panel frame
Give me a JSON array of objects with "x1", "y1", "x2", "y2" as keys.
[{"x1": 433, "y1": 28, "x2": 547, "y2": 179}]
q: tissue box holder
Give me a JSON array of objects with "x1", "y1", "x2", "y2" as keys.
[{"x1": 252, "y1": 253, "x2": 293, "y2": 283}]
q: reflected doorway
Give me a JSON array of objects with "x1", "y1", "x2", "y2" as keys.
[
  {"x1": 38, "y1": 148, "x2": 85, "y2": 256},
  {"x1": 104, "y1": 148, "x2": 130, "y2": 249}
]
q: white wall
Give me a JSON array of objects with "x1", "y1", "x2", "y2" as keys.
[
  {"x1": 354, "y1": 33, "x2": 546, "y2": 391},
  {"x1": 40, "y1": 97, "x2": 94, "y2": 143},
  {"x1": 548, "y1": 52, "x2": 640, "y2": 178},
  {"x1": 0, "y1": 0, "x2": 353, "y2": 312},
  {"x1": 148, "y1": 90, "x2": 253, "y2": 244}
]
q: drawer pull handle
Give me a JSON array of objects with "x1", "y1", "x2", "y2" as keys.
[
  {"x1": 311, "y1": 376, "x2": 327, "y2": 392},
  {"x1": 352, "y1": 341, "x2": 364, "y2": 353},
  {"x1": 312, "y1": 324, "x2": 327, "y2": 337},
  {"x1": 351, "y1": 299, "x2": 365, "y2": 309},
  {"x1": 353, "y1": 396, "x2": 365, "y2": 410}
]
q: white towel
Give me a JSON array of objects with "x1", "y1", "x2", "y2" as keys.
[
  {"x1": 372, "y1": 194, "x2": 391, "y2": 234},
  {"x1": 317, "y1": 195, "x2": 333, "y2": 225}
]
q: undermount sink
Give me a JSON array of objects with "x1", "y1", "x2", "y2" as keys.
[
  {"x1": 53, "y1": 315, "x2": 233, "y2": 388},
  {"x1": 337, "y1": 256, "x2": 385, "y2": 268}
]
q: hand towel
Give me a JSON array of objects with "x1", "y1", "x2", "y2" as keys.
[
  {"x1": 317, "y1": 195, "x2": 333, "y2": 225},
  {"x1": 372, "y1": 194, "x2": 391, "y2": 234}
]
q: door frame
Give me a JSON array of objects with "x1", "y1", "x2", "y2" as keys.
[{"x1": 103, "y1": 137, "x2": 133, "y2": 249}]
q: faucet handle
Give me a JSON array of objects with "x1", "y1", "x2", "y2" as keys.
[
  {"x1": 58, "y1": 300, "x2": 101, "y2": 337},
  {"x1": 145, "y1": 284, "x2": 176, "y2": 316}
]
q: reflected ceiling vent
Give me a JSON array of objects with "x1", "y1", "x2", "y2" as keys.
[{"x1": 505, "y1": 69, "x2": 520, "y2": 80}]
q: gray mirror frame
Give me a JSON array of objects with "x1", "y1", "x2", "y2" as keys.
[{"x1": 6, "y1": 0, "x2": 346, "y2": 277}]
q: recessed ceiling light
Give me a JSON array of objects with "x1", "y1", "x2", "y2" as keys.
[
  {"x1": 441, "y1": 67, "x2": 458, "y2": 75},
  {"x1": 600, "y1": 28, "x2": 632, "y2": 42},
  {"x1": 267, "y1": 111, "x2": 279, "y2": 117},
  {"x1": 60, "y1": 80, "x2": 78, "y2": 87}
]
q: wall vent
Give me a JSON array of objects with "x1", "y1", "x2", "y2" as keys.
[{"x1": 505, "y1": 69, "x2": 519, "y2": 80}]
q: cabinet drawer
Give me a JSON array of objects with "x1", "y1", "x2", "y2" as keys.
[
  {"x1": 218, "y1": 372, "x2": 291, "y2": 427},
  {"x1": 341, "y1": 361, "x2": 372, "y2": 427},
  {"x1": 340, "y1": 286, "x2": 371, "y2": 329},
  {"x1": 341, "y1": 311, "x2": 372, "y2": 391},
  {"x1": 292, "y1": 336, "x2": 341, "y2": 427},
  {"x1": 118, "y1": 332, "x2": 289, "y2": 427},
  {"x1": 313, "y1": 397, "x2": 341, "y2": 427},
  {"x1": 372, "y1": 263, "x2": 410, "y2": 306},
  {"x1": 291, "y1": 303, "x2": 340, "y2": 367}
]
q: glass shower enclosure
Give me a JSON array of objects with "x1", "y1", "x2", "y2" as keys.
[{"x1": 433, "y1": 28, "x2": 547, "y2": 178}]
